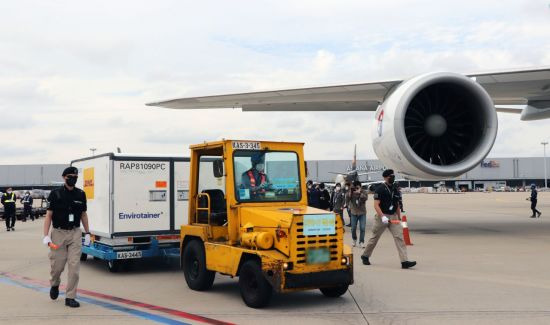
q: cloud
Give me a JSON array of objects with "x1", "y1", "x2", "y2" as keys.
[{"x1": 0, "y1": 0, "x2": 549, "y2": 166}]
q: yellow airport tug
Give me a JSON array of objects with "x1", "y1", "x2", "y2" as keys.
[{"x1": 180, "y1": 140, "x2": 353, "y2": 308}]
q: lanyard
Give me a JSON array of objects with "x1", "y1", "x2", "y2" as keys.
[{"x1": 383, "y1": 183, "x2": 394, "y2": 203}]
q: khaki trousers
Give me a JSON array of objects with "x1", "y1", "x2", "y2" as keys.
[
  {"x1": 362, "y1": 214, "x2": 408, "y2": 262},
  {"x1": 49, "y1": 228, "x2": 82, "y2": 299}
]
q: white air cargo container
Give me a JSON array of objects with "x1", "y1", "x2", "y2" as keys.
[{"x1": 71, "y1": 153, "x2": 190, "y2": 272}]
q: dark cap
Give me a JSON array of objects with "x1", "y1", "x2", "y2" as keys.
[
  {"x1": 382, "y1": 169, "x2": 394, "y2": 177},
  {"x1": 62, "y1": 166, "x2": 78, "y2": 176}
]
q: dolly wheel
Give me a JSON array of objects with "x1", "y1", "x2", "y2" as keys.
[
  {"x1": 182, "y1": 240, "x2": 215, "y2": 291},
  {"x1": 238, "y1": 259, "x2": 272, "y2": 308},
  {"x1": 80, "y1": 253, "x2": 87, "y2": 261},
  {"x1": 320, "y1": 284, "x2": 349, "y2": 297}
]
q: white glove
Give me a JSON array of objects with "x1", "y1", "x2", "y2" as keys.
[
  {"x1": 381, "y1": 216, "x2": 389, "y2": 224},
  {"x1": 84, "y1": 233, "x2": 91, "y2": 246},
  {"x1": 43, "y1": 236, "x2": 52, "y2": 246}
]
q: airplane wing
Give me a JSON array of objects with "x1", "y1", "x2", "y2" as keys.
[{"x1": 147, "y1": 66, "x2": 550, "y2": 119}]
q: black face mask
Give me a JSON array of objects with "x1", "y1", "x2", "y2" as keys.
[
  {"x1": 388, "y1": 175, "x2": 395, "y2": 185},
  {"x1": 66, "y1": 176, "x2": 77, "y2": 187}
]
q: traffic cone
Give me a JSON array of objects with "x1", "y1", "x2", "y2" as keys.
[{"x1": 401, "y1": 215, "x2": 413, "y2": 246}]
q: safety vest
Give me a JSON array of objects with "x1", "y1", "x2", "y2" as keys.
[
  {"x1": 247, "y1": 170, "x2": 266, "y2": 194},
  {"x1": 3, "y1": 192, "x2": 16, "y2": 203}
]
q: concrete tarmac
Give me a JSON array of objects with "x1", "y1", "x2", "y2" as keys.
[{"x1": 1, "y1": 192, "x2": 549, "y2": 324}]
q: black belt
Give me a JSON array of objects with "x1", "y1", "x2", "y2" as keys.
[{"x1": 54, "y1": 226, "x2": 77, "y2": 230}]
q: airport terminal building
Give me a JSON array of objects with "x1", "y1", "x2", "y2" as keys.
[
  {"x1": 0, "y1": 157, "x2": 548, "y2": 191},
  {"x1": 306, "y1": 157, "x2": 549, "y2": 190}
]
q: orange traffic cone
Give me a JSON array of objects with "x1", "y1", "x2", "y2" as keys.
[{"x1": 402, "y1": 215, "x2": 413, "y2": 246}]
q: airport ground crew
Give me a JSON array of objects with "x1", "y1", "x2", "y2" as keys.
[
  {"x1": 319, "y1": 183, "x2": 331, "y2": 210},
  {"x1": 21, "y1": 191, "x2": 34, "y2": 222},
  {"x1": 241, "y1": 153, "x2": 271, "y2": 199},
  {"x1": 42, "y1": 167, "x2": 90, "y2": 308},
  {"x1": 2, "y1": 187, "x2": 17, "y2": 231},
  {"x1": 343, "y1": 182, "x2": 352, "y2": 226},
  {"x1": 307, "y1": 180, "x2": 321, "y2": 208},
  {"x1": 346, "y1": 180, "x2": 368, "y2": 247},
  {"x1": 361, "y1": 169, "x2": 416, "y2": 269},
  {"x1": 330, "y1": 183, "x2": 345, "y2": 225},
  {"x1": 528, "y1": 184, "x2": 542, "y2": 218}
]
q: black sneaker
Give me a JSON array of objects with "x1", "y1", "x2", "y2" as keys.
[
  {"x1": 530, "y1": 215, "x2": 536, "y2": 218},
  {"x1": 50, "y1": 286, "x2": 59, "y2": 300},
  {"x1": 537, "y1": 212, "x2": 542, "y2": 218},
  {"x1": 361, "y1": 255, "x2": 371, "y2": 265},
  {"x1": 6, "y1": 228, "x2": 10, "y2": 232},
  {"x1": 401, "y1": 261, "x2": 417, "y2": 269},
  {"x1": 65, "y1": 298, "x2": 80, "y2": 308},
  {"x1": 11, "y1": 227, "x2": 14, "y2": 231}
]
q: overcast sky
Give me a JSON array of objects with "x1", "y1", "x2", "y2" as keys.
[{"x1": 1, "y1": 0, "x2": 549, "y2": 164}]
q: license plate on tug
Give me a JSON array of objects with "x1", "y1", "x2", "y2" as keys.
[
  {"x1": 306, "y1": 247, "x2": 330, "y2": 264},
  {"x1": 116, "y1": 251, "x2": 142, "y2": 259}
]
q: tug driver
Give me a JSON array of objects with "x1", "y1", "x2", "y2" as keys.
[{"x1": 241, "y1": 152, "x2": 271, "y2": 198}]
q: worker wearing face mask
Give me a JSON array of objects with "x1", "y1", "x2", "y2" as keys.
[
  {"x1": 241, "y1": 152, "x2": 272, "y2": 199},
  {"x1": 21, "y1": 191, "x2": 34, "y2": 222},
  {"x1": 42, "y1": 167, "x2": 90, "y2": 308},
  {"x1": 361, "y1": 169, "x2": 416, "y2": 269}
]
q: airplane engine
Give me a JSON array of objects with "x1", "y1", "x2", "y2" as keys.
[{"x1": 372, "y1": 72, "x2": 498, "y2": 180}]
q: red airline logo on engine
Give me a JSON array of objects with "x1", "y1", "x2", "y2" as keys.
[{"x1": 376, "y1": 109, "x2": 384, "y2": 137}]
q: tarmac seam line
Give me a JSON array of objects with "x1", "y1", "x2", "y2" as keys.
[{"x1": 347, "y1": 288, "x2": 370, "y2": 325}]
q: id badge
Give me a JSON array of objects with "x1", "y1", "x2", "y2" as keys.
[
  {"x1": 355, "y1": 199, "x2": 359, "y2": 205},
  {"x1": 389, "y1": 205, "x2": 394, "y2": 211},
  {"x1": 69, "y1": 214, "x2": 74, "y2": 222}
]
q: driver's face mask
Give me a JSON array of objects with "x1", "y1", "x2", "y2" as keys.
[{"x1": 255, "y1": 163, "x2": 265, "y2": 171}]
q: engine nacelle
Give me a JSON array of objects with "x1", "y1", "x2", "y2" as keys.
[{"x1": 372, "y1": 72, "x2": 498, "y2": 180}]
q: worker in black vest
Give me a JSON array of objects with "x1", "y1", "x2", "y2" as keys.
[
  {"x1": 43, "y1": 167, "x2": 90, "y2": 308},
  {"x1": 361, "y1": 169, "x2": 416, "y2": 269},
  {"x1": 2, "y1": 187, "x2": 17, "y2": 231}
]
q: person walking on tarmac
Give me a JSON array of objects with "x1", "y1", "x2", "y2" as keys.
[
  {"x1": 528, "y1": 184, "x2": 542, "y2": 218},
  {"x1": 330, "y1": 183, "x2": 346, "y2": 225},
  {"x1": 361, "y1": 169, "x2": 416, "y2": 269},
  {"x1": 346, "y1": 180, "x2": 368, "y2": 247},
  {"x1": 21, "y1": 191, "x2": 34, "y2": 222},
  {"x1": 2, "y1": 187, "x2": 17, "y2": 231},
  {"x1": 42, "y1": 167, "x2": 91, "y2": 308},
  {"x1": 343, "y1": 182, "x2": 352, "y2": 226}
]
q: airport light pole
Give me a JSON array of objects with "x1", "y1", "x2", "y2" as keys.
[
  {"x1": 90, "y1": 148, "x2": 97, "y2": 156},
  {"x1": 543, "y1": 141, "x2": 548, "y2": 189}
]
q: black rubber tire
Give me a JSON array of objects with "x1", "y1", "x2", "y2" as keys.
[
  {"x1": 182, "y1": 240, "x2": 215, "y2": 291},
  {"x1": 107, "y1": 260, "x2": 121, "y2": 273},
  {"x1": 80, "y1": 253, "x2": 87, "y2": 261},
  {"x1": 238, "y1": 259, "x2": 272, "y2": 308},
  {"x1": 93, "y1": 256, "x2": 101, "y2": 260},
  {"x1": 320, "y1": 284, "x2": 349, "y2": 298}
]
